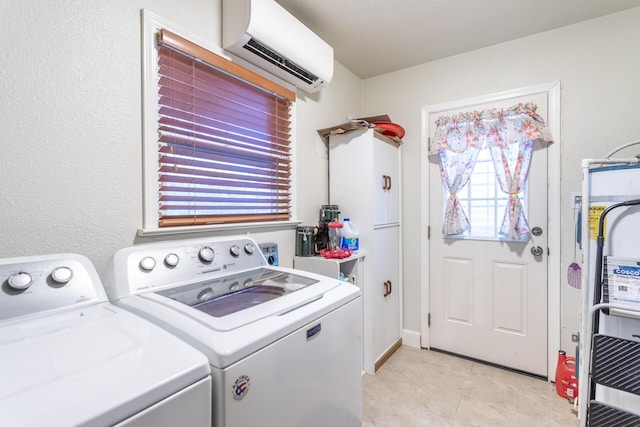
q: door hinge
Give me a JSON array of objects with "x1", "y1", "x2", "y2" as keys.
[
  {"x1": 548, "y1": 247, "x2": 550, "y2": 256},
  {"x1": 427, "y1": 312, "x2": 431, "y2": 328},
  {"x1": 428, "y1": 225, "x2": 431, "y2": 240}
]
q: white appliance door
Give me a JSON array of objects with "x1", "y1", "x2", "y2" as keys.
[
  {"x1": 154, "y1": 267, "x2": 338, "y2": 332},
  {"x1": 216, "y1": 297, "x2": 362, "y2": 427}
]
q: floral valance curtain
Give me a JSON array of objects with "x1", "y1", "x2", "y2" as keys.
[{"x1": 430, "y1": 102, "x2": 553, "y2": 240}]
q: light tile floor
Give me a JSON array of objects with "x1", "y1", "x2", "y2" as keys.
[{"x1": 362, "y1": 346, "x2": 579, "y2": 426}]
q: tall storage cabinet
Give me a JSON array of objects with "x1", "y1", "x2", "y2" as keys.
[{"x1": 329, "y1": 128, "x2": 402, "y2": 374}]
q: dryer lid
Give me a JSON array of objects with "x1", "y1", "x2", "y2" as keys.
[{"x1": 0, "y1": 303, "x2": 210, "y2": 426}]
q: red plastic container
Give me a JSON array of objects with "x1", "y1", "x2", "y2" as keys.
[{"x1": 555, "y1": 350, "x2": 578, "y2": 401}]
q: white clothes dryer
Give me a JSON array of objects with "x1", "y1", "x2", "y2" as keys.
[
  {"x1": 104, "y1": 235, "x2": 362, "y2": 427},
  {"x1": 0, "y1": 253, "x2": 212, "y2": 427}
]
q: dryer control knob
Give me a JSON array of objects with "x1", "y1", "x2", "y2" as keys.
[
  {"x1": 244, "y1": 243, "x2": 255, "y2": 255},
  {"x1": 164, "y1": 253, "x2": 179, "y2": 267},
  {"x1": 51, "y1": 267, "x2": 73, "y2": 284},
  {"x1": 8, "y1": 272, "x2": 33, "y2": 290},
  {"x1": 140, "y1": 256, "x2": 156, "y2": 272},
  {"x1": 198, "y1": 246, "x2": 215, "y2": 263},
  {"x1": 229, "y1": 245, "x2": 241, "y2": 257}
]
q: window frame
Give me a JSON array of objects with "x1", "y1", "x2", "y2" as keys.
[{"x1": 139, "y1": 10, "x2": 300, "y2": 236}]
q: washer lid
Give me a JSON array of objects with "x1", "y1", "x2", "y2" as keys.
[
  {"x1": 154, "y1": 267, "x2": 341, "y2": 331},
  {"x1": 0, "y1": 303, "x2": 210, "y2": 426},
  {"x1": 158, "y1": 268, "x2": 318, "y2": 315}
]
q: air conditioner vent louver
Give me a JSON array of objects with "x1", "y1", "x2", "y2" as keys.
[
  {"x1": 222, "y1": 0, "x2": 333, "y2": 93},
  {"x1": 244, "y1": 38, "x2": 319, "y2": 85}
]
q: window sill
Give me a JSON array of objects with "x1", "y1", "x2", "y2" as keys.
[{"x1": 137, "y1": 220, "x2": 303, "y2": 237}]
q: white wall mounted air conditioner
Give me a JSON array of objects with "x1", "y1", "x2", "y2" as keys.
[{"x1": 222, "y1": 0, "x2": 334, "y2": 93}]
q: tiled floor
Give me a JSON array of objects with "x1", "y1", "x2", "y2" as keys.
[{"x1": 362, "y1": 346, "x2": 579, "y2": 426}]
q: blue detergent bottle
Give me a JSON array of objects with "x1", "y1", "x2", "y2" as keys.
[{"x1": 341, "y1": 218, "x2": 359, "y2": 251}]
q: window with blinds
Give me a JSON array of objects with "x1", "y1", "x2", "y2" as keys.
[{"x1": 154, "y1": 29, "x2": 295, "y2": 228}]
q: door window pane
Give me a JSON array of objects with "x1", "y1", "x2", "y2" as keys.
[{"x1": 443, "y1": 149, "x2": 527, "y2": 239}]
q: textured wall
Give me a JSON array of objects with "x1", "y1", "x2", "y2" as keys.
[
  {"x1": 0, "y1": 0, "x2": 361, "y2": 274},
  {"x1": 361, "y1": 7, "x2": 640, "y2": 355},
  {"x1": 5, "y1": 0, "x2": 637, "y2": 358}
]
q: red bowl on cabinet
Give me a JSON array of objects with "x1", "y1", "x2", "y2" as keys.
[{"x1": 372, "y1": 121, "x2": 405, "y2": 139}]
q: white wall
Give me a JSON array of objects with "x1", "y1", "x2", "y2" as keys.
[
  {"x1": 0, "y1": 0, "x2": 361, "y2": 274},
  {"x1": 294, "y1": 62, "x2": 362, "y2": 227},
  {"x1": 361, "y1": 7, "x2": 640, "y2": 354},
  {"x1": 4, "y1": 0, "x2": 638, "y2": 357}
]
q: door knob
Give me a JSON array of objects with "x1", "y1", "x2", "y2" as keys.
[{"x1": 530, "y1": 245, "x2": 544, "y2": 257}]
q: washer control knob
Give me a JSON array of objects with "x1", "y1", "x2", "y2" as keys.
[
  {"x1": 51, "y1": 267, "x2": 73, "y2": 284},
  {"x1": 164, "y1": 253, "x2": 179, "y2": 267},
  {"x1": 244, "y1": 243, "x2": 255, "y2": 255},
  {"x1": 229, "y1": 245, "x2": 241, "y2": 257},
  {"x1": 139, "y1": 256, "x2": 156, "y2": 271},
  {"x1": 198, "y1": 246, "x2": 215, "y2": 263},
  {"x1": 8, "y1": 272, "x2": 33, "y2": 290}
]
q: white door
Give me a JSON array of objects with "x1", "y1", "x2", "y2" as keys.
[{"x1": 426, "y1": 92, "x2": 549, "y2": 377}]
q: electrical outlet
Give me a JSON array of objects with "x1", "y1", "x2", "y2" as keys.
[{"x1": 571, "y1": 333, "x2": 580, "y2": 342}]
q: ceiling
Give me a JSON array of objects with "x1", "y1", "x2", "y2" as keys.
[{"x1": 275, "y1": 0, "x2": 640, "y2": 79}]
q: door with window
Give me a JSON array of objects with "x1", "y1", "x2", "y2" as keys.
[{"x1": 425, "y1": 92, "x2": 549, "y2": 377}]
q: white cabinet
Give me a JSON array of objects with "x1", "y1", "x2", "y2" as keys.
[
  {"x1": 329, "y1": 128, "x2": 402, "y2": 374},
  {"x1": 373, "y1": 137, "x2": 400, "y2": 225},
  {"x1": 372, "y1": 226, "x2": 400, "y2": 363}
]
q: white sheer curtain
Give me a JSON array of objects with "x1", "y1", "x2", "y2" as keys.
[
  {"x1": 488, "y1": 140, "x2": 533, "y2": 240},
  {"x1": 430, "y1": 103, "x2": 553, "y2": 239},
  {"x1": 431, "y1": 119, "x2": 481, "y2": 235}
]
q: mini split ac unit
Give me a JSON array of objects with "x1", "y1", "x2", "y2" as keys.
[{"x1": 222, "y1": 0, "x2": 334, "y2": 93}]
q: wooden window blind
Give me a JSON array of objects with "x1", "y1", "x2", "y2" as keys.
[{"x1": 156, "y1": 29, "x2": 295, "y2": 227}]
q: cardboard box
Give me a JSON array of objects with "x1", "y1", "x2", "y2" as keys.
[{"x1": 317, "y1": 114, "x2": 402, "y2": 145}]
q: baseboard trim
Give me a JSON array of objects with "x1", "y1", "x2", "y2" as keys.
[
  {"x1": 402, "y1": 329, "x2": 421, "y2": 348},
  {"x1": 375, "y1": 338, "x2": 403, "y2": 372}
]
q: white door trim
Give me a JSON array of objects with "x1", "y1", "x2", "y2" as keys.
[{"x1": 420, "y1": 81, "x2": 561, "y2": 380}]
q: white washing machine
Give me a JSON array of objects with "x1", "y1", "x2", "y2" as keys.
[
  {"x1": 103, "y1": 235, "x2": 362, "y2": 427},
  {"x1": 0, "y1": 253, "x2": 212, "y2": 427}
]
